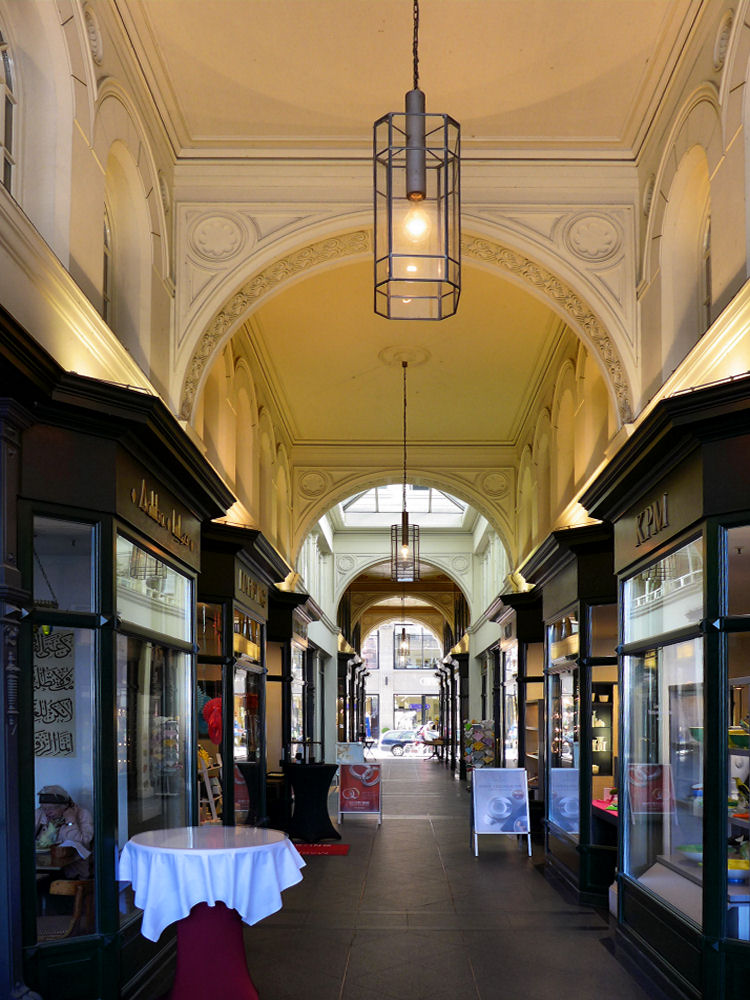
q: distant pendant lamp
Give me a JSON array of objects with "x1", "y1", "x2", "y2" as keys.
[
  {"x1": 398, "y1": 589, "x2": 408, "y2": 666},
  {"x1": 374, "y1": 0, "x2": 460, "y2": 320},
  {"x1": 391, "y1": 361, "x2": 420, "y2": 581}
]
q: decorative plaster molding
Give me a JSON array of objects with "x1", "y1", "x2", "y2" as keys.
[
  {"x1": 642, "y1": 175, "x2": 656, "y2": 218},
  {"x1": 180, "y1": 229, "x2": 632, "y2": 424},
  {"x1": 462, "y1": 236, "x2": 633, "y2": 422},
  {"x1": 563, "y1": 213, "x2": 621, "y2": 263},
  {"x1": 714, "y1": 9, "x2": 734, "y2": 71},
  {"x1": 299, "y1": 470, "x2": 331, "y2": 500},
  {"x1": 478, "y1": 470, "x2": 511, "y2": 500},
  {"x1": 179, "y1": 230, "x2": 369, "y2": 417},
  {"x1": 83, "y1": 5, "x2": 103, "y2": 65},
  {"x1": 189, "y1": 212, "x2": 247, "y2": 262}
]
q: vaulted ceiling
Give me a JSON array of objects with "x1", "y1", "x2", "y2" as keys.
[{"x1": 114, "y1": 0, "x2": 698, "y2": 565}]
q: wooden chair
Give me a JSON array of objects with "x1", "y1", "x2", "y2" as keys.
[{"x1": 37, "y1": 879, "x2": 94, "y2": 941}]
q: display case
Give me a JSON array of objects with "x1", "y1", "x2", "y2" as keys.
[
  {"x1": 197, "y1": 524, "x2": 289, "y2": 828},
  {"x1": 579, "y1": 375, "x2": 750, "y2": 1000},
  {"x1": 521, "y1": 524, "x2": 617, "y2": 905}
]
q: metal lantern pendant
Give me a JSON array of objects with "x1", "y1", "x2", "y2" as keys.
[
  {"x1": 374, "y1": 1, "x2": 460, "y2": 320},
  {"x1": 391, "y1": 361, "x2": 420, "y2": 581}
]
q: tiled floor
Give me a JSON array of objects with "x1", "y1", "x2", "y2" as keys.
[{"x1": 243, "y1": 759, "x2": 666, "y2": 1000}]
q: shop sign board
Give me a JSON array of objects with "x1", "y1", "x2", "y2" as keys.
[
  {"x1": 549, "y1": 767, "x2": 580, "y2": 834},
  {"x1": 471, "y1": 767, "x2": 531, "y2": 857},
  {"x1": 338, "y1": 764, "x2": 382, "y2": 825},
  {"x1": 627, "y1": 763, "x2": 675, "y2": 815}
]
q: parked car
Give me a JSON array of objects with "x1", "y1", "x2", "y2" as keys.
[{"x1": 379, "y1": 729, "x2": 418, "y2": 756}]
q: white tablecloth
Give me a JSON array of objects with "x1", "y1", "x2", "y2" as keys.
[{"x1": 118, "y1": 826, "x2": 305, "y2": 941}]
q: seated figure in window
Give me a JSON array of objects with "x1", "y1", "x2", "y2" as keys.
[{"x1": 35, "y1": 785, "x2": 93, "y2": 878}]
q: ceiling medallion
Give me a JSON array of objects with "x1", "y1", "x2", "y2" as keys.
[{"x1": 378, "y1": 346, "x2": 431, "y2": 368}]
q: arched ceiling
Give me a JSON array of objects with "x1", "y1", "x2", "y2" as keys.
[
  {"x1": 119, "y1": 0, "x2": 692, "y2": 157},
  {"x1": 345, "y1": 559, "x2": 462, "y2": 632},
  {"x1": 245, "y1": 260, "x2": 563, "y2": 448},
  {"x1": 113, "y1": 0, "x2": 697, "y2": 561}
]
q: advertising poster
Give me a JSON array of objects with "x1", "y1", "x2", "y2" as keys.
[
  {"x1": 471, "y1": 768, "x2": 531, "y2": 856},
  {"x1": 549, "y1": 767, "x2": 580, "y2": 833},
  {"x1": 33, "y1": 629, "x2": 76, "y2": 758},
  {"x1": 336, "y1": 742, "x2": 365, "y2": 764},
  {"x1": 627, "y1": 763, "x2": 675, "y2": 815},
  {"x1": 338, "y1": 764, "x2": 381, "y2": 823}
]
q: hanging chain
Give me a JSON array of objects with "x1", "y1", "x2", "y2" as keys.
[
  {"x1": 402, "y1": 361, "x2": 408, "y2": 511},
  {"x1": 412, "y1": 0, "x2": 420, "y2": 91}
]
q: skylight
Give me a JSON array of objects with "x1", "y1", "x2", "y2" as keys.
[{"x1": 340, "y1": 485, "x2": 467, "y2": 528}]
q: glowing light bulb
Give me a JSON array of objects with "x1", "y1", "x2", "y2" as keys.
[
  {"x1": 401, "y1": 543, "x2": 410, "y2": 560},
  {"x1": 402, "y1": 203, "x2": 430, "y2": 244}
]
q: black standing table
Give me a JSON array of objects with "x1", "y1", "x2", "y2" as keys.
[{"x1": 283, "y1": 763, "x2": 341, "y2": 842}]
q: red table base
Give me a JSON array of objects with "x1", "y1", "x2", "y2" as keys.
[{"x1": 168, "y1": 901, "x2": 259, "y2": 1000}]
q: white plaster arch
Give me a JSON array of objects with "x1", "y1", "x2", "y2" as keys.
[
  {"x1": 659, "y1": 144, "x2": 711, "y2": 381},
  {"x1": 292, "y1": 467, "x2": 514, "y2": 571},
  {"x1": 360, "y1": 611, "x2": 447, "y2": 641},
  {"x1": 275, "y1": 442, "x2": 292, "y2": 558},
  {"x1": 575, "y1": 343, "x2": 612, "y2": 484},
  {"x1": 94, "y1": 80, "x2": 169, "y2": 282},
  {"x1": 642, "y1": 85, "x2": 722, "y2": 287},
  {"x1": 233, "y1": 359, "x2": 259, "y2": 515},
  {"x1": 105, "y1": 139, "x2": 153, "y2": 372},
  {"x1": 332, "y1": 553, "x2": 470, "y2": 616},
  {"x1": 550, "y1": 360, "x2": 577, "y2": 516},
  {"x1": 178, "y1": 217, "x2": 634, "y2": 426},
  {"x1": 0, "y1": 0, "x2": 76, "y2": 258},
  {"x1": 718, "y1": 0, "x2": 748, "y2": 142},
  {"x1": 532, "y1": 409, "x2": 553, "y2": 541},
  {"x1": 516, "y1": 445, "x2": 534, "y2": 564},
  {"x1": 257, "y1": 406, "x2": 277, "y2": 540}
]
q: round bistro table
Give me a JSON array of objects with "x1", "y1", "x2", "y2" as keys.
[{"x1": 118, "y1": 826, "x2": 305, "y2": 1000}]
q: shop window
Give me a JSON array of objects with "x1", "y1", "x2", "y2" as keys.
[
  {"x1": 116, "y1": 534, "x2": 191, "y2": 641},
  {"x1": 726, "y1": 525, "x2": 750, "y2": 940},
  {"x1": 548, "y1": 668, "x2": 580, "y2": 838},
  {"x1": 115, "y1": 535, "x2": 193, "y2": 923},
  {"x1": 361, "y1": 630, "x2": 379, "y2": 670},
  {"x1": 623, "y1": 538, "x2": 703, "y2": 644},
  {"x1": 364, "y1": 694, "x2": 379, "y2": 739},
  {"x1": 290, "y1": 643, "x2": 304, "y2": 752},
  {"x1": 33, "y1": 517, "x2": 95, "y2": 613},
  {"x1": 33, "y1": 626, "x2": 97, "y2": 941},
  {"x1": 0, "y1": 28, "x2": 15, "y2": 193},
  {"x1": 393, "y1": 694, "x2": 437, "y2": 729},
  {"x1": 727, "y1": 526, "x2": 750, "y2": 615},
  {"x1": 197, "y1": 602, "x2": 222, "y2": 656},
  {"x1": 392, "y1": 623, "x2": 441, "y2": 669},
  {"x1": 623, "y1": 639, "x2": 703, "y2": 926},
  {"x1": 116, "y1": 637, "x2": 191, "y2": 920},
  {"x1": 590, "y1": 603, "x2": 617, "y2": 658}
]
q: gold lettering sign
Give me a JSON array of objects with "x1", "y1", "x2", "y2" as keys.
[
  {"x1": 635, "y1": 493, "x2": 669, "y2": 546},
  {"x1": 130, "y1": 480, "x2": 195, "y2": 551},
  {"x1": 238, "y1": 569, "x2": 268, "y2": 608}
]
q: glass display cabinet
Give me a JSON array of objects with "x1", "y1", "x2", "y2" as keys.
[
  {"x1": 580, "y1": 374, "x2": 750, "y2": 1000},
  {"x1": 198, "y1": 524, "x2": 288, "y2": 828},
  {"x1": 522, "y1": 524, "x2": 617, "y2": 905},
  {"x1": 15, "y1": 380, "x2": 234, "y2": 1000}
]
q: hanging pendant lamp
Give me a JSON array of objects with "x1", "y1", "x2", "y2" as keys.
[
  {"x1": 374, "y1": 0, "x2": 460, "y2": 320},
  {"x1": 391, "y1": 361, "x2": 420, "y2": 581}
]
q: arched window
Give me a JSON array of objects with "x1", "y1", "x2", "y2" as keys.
[
  {"x1": 0, "y1": 28, "x2": 16, "y2": 192},
  {"x1": 103, "y1": 204, "x2": 113, "y2": 325}
]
